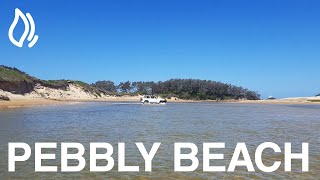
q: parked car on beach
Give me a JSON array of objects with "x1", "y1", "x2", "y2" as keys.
[{"x1": 140, "y1": 95, "x2": 167, "y2": 104}]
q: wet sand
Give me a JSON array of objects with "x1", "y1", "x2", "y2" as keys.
[
  {"x1": 0, "y1": 97, "x2": 139, "y2": 109},
  {"x1": 1, "y1": 97, "x2": 319, "y2": 109},
  {"x1": 0, "y1": 99, "x2": 67, "y2": 109},
  {"x1": 234, "y1": 97, "x2": 320, "y2": 105}
]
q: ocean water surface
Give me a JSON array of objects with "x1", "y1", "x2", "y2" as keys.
[{"x1": 0, "y1": 102, "x2": 319, "y2": 179}]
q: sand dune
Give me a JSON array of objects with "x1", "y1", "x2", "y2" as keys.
[{"x1": 0, "y1": 84, "x2": 141, "y2": 109}]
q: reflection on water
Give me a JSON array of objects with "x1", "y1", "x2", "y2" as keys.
[{"x1": 0, "y1": 102, "x2": 319, "y2": 179}]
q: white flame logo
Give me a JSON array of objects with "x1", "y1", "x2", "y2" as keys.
[{"x1": 8, "y1": 8, "x2": 39, "y2": 48}]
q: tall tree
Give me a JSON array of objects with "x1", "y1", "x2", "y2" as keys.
[
  {"x1": 118, "y1": 81, "x2": 132, "y2": 93},
  {"x1": 94, "y1": 80, "x2": 117, "y2": 92},
  {"x1": 118, "y1": 79, "x2": 260, "y2": 100}
]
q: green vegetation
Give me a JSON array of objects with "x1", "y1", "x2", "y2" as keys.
[
  {"x1": 74, "y1": 81, "x2": 103, "y2": 97},
  {"x1": 43, "y1": 80, "x2": 68, "y2": 86},
  {"x1": 112, "y1": 79, "x2": 260, "y2": 100},
  {"x1": 42, "y1": 80, "x2": 91, "y2": 90},
  {"x1": 41, "y1": 80, "x2": 69, "y2": 90},
  {"x1": 43, "y1": 79, "x2": 103, "y2": 96},
  {"x1": 0, "y1": 65, "x2": 39, "y2": 94},
  {"x1": 74, "y1": 81, "x2": 88, "y2": 87},
  {"x1": 0, "y1": 65, "x2": 38, "y2": 83},
  {"x1": 1, "y1": 65, "x2": 260, "y2": 100},
  {"x1": 92, "y1": 79, "x2": 261, "y2": 100},
  {"x1": 309, "y1": 100, "x2": 320, "y2": 102},
  {"x1": 93, "y1": 81, "x2": 117, "y2": 93},
  {"x1": 0, "y1": 66, "x2": 95, "y2": 90},
  {"x1": 88, "y1": 79, "x2": 262, "y2": 100},
  {"x1": 118, "y1": 81, "x2": 132, "y2": 93}
]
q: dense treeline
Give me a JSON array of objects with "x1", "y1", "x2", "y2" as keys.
[
  {"x1": 93, "y1": 79, "x2": 261, "y2": 100},
  {"x1": 1, "y1": 65, "x2": 260, "y2": 100}
]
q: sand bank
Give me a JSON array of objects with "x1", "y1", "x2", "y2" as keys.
[
  {"x1": 0, "y1": 99, "x2": 67, "y2": 109},
  {"x1": 1, "y1": 86, "x2": 320, "y2": 109},
  {"x1": 2, "y1": 97, "x2": 320, "y2": 109},
  {"x1": 233, "y1": 97, "x2": 320, "y2": 105},
  {"x1": 0, "y1": 97, "x2": 141, "y2": 109}
]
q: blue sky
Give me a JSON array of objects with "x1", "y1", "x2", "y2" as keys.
[{"x1": 0, "y1": 0, "x2": 319, "y2": 98}]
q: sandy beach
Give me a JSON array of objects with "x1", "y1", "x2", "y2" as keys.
[
  {"x1": 1, "y1": 96, "x2": 320, "y2": 109},
  {"x1": 0, "y1": 99, "x2": 66, "y2": 109},
  {"x1": 0, "y1": 96, "x2": 140, "y2": 109},
  {"x1": 235, "y1": 96, "x2": 320, "y2": 105},
  {"x1": 1, "y1": 83, "x2": 319, "y2": 109}
]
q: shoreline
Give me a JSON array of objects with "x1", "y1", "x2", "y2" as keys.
[
  {"x1": 1, "y1": 96, "x2": 320, "y2": 109},
  {"x1": 0, "y1": 98, "x2": 66, "y2": 109}
]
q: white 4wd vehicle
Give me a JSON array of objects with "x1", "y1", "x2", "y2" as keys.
[{"x1": 140, "y1": 95, "x2": 167, "y2": 104}]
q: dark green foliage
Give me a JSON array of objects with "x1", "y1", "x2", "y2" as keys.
[
  {"x1": 128, "y1": 79, "x2": 260, "y2": 100},
  {"x1": 309, "y1": 99, "x2": 320, "y2": 102},
  {"x1": 43, "y1": 80, "x2": 107, "y2": 97},
  {"x1": 41, "y1": 80, "x2": 70, "y2": 90},
  {"x1": 0, "y1": 65, "x2": 40, "y2": 94},
  {"x1": 93, "y1": 81, "x2": 117, "y2": 92},
  {"x1": 76, "y1": 81, "x2": 104, "y2": 97},
  {"x1": 131, "y1": 81, "x2": 154, "y2": 94},
  {"x1": 0, "y1": 66, "x2": 106, "y2": 96},
  {"x1": 0, "y1": 65, "x2": 39, "y2": 83},
  {"x1": 0, "y1": 65, "x2": 260, "y2": 100},
  {"x1": 118, "y1": 81, "x2": 132, "y2": 93}
]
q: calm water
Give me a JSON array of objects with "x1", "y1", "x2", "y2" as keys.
[{"x1": 0, "y1": 102, "x2": 319, "y2": 179}]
